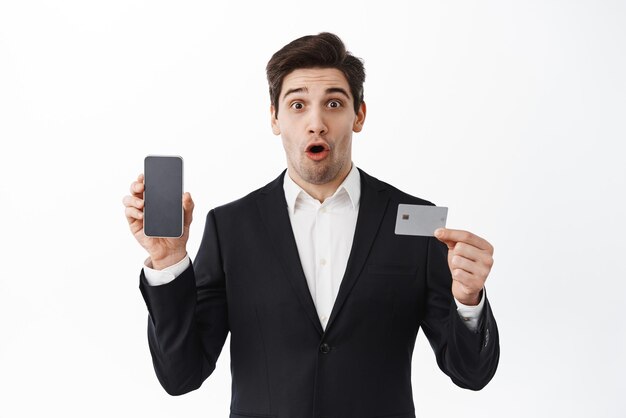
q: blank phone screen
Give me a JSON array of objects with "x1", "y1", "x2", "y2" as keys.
[{"x1": 144, "y1": 156, "x2": 183, "y2": 238}]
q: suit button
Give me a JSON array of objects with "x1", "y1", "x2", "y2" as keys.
[{"x1": 320, "y1": 343, "x2": 331, "y2": 354}]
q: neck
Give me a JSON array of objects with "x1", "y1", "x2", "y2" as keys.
[{"x1": 289, "y1": 163, "x2": 353, "y2": 204}]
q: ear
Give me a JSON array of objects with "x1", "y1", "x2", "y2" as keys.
[
  {"x1": 270, "y1": 104, "x2": 280, "y2": 135},
  {"x1": 352, "y1": 101, "x2": 367, "y2": 133}
]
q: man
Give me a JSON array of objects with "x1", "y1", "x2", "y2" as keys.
[{"x1": 123, "y1": 32, "x2": 499, "y2": 418}]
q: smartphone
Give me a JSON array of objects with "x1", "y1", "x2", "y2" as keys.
[{"x1": 143, "y1": 155, "x2": 184, "y2": 238}]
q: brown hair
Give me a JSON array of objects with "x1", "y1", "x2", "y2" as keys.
[{"x1": 266, "y1": 32, "x2": 365, "y2": 118}]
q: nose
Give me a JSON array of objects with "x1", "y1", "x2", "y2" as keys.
[{"x1": 307, "y1": 107, "x2": 327, "y2": 137}]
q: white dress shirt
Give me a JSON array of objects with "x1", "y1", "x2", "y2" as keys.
[
  {"x1": 143, "y1": 164, "x2": 485, "y2": 331},
  {"x1": 282, "y1": 164, "x2": 361, "y2": 330}
]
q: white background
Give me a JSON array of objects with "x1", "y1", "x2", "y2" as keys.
[{"x1": 1, "y1": 1, "x2": 625, "y2": 416}]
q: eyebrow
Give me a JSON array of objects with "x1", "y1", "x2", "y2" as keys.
[{"x1": 282, "y1": 87, "x2": 351, "y2": 100}]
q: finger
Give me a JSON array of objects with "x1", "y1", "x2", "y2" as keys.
[
  {"x1": 130, "y1": 175, "x2": 145, "y2": 197},
  {"x1": 451, "y1": 242, "x2": 484, "y2": 262},
  {"x1": 435, "y1": 228, "x2": 493, "y2": 252},
  {"x1": 450, "y1": 254, "x2": 476, "y2": 274},
  {"x1": 435, "y1": 229, "x2": 456, "y2": 250},
  {"x1": 451, "y1": 268, "x2": 485, "y2": 292},
  {"x1": 450, "y1": 253, "x2": 491, "y2": 282},
  {"x1": 182, "y1": 192, "x2": 194, "y2": 228},
  {"x1": 130, "y1": 182, "x2": 144, "y2": 197},
  {"x1": 452, "y1": 242, "x2": 495, "y2": 271},
  {"x1": 122, "y1": 194, "x2": 144, "y2": 210},
  {"x1": 125, "y1": 206, "x2": 144, "y2": 224},
  {"x1": 451, "y1": 268, "x2": 477, "y2": 285}
]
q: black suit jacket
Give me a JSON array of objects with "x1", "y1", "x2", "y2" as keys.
[{"x1": 139, "y1": 168, "x2": 499, "y2": 418}]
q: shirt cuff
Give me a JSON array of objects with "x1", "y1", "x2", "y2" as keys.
[
  {"x1": 143, "y1": 254, "x2": 191, "y2": 286},
  {"x1": 454, "y1": 289, "x2": 486, "y2": 333}
]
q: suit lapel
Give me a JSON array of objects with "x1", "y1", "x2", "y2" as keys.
[
  {"x1": 256, "y1": 171, "x2": 325, "y2": 336},
  {"x1": 325, "y1": 169, "x2": 390, "y2": 332}
]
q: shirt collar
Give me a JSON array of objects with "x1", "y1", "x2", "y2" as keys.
[{"x1": 283, "y1": 164, "x2": 361, "y2": 215}]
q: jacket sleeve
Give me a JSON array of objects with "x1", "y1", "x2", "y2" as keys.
[
  {"x1": 139, "y1": 209, "x2": 230, "y2": 395},
  {"x1": 420, "y1": 237, "x2": 500, "y2": 390}
]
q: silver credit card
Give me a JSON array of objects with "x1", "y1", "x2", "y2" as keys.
[{"x1": 394, "y1": 204, "x2": 448, "y2": 237}]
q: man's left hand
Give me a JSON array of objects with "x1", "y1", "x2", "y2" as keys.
[{"x1": 434, "y1": 228, "x2": 494, "y2": 306}]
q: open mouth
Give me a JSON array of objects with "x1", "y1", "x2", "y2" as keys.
[{"x1": 305, "y1": 142, "x2": 330, "y2": 161}]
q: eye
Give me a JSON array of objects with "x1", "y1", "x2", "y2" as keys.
[
  {"x1": 327, "y1": 100, "x2": 342, "y2": 108},
  {"x1": 290, "y1": 102, "x2": 304, "y2": 110}
]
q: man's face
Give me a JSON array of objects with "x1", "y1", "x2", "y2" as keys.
[{"x1": 271, "y1": 67, "x2": 366, "y2": 187}]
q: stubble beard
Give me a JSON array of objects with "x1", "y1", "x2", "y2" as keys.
[{"x1": 296, "y1": 155, "x2": 346, "y2": 186}]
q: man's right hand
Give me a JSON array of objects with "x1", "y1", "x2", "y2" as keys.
[{"x1": 123, "y1": 173, "x2": 194, "y2": 270}]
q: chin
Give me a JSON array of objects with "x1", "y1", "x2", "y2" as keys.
[{"x1": 300, "y1": 162, "x2": 344, "y2": 185}]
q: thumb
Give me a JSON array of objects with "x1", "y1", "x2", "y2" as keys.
[
  {"x1": 434, "y1": 228, "x2": 456, "y2": 250},
  {"x1": 183, "y1": 192, "x2": 194, "y2": 227}
]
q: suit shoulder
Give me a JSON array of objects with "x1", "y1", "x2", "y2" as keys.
[{"x1": 359, "y1": 168, "x2": 436, "y2": 206}]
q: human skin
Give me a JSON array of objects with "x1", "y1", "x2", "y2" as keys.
[
  {"x1": 270, "y1": 67, "x2": 366, "y2": 203},
  {"x1": 123, "y1": 67, "x2": 494, "y2": 303},
  {"x1": 123, "y1": 174, "x2": 192, "y2": 270}
]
